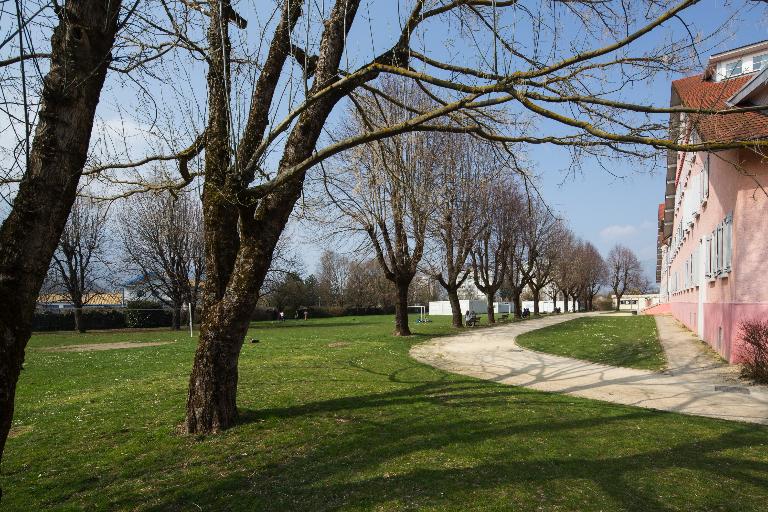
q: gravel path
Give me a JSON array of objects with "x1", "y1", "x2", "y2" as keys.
[{"x1": 411, "y1": 313, "x2": 768, "y2": 424}]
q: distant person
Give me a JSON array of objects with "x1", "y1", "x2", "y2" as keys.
[
  {"x1": 304, "y1": 310, "x2": 308, "y2": 320},
  {"x1": 279, "y1": 311, "x2": 285, "y2": 322}
]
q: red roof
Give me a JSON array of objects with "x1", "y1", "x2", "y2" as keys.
[{"x1": 672, "y1": 73, "x2": 768, "y2": 142}]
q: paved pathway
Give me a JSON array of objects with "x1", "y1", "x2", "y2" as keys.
[{"x1": 411, "y1": 313, "x2": 768, "y2": 424}]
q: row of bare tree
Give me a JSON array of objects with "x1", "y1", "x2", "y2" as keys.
[
  {"x1": 323, "y1": 80, "x2": 617, "y2": 330},
  {"x1": 43, "y1": 192, "x2": 204, "y2": 333}
]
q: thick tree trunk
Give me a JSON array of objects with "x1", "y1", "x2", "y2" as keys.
[
  {"x1": 184, "y1": 310, "x2": 249, "y2": 433},
  {"x1": 393, "y1": 281, "x2": 412, "y2": 336},
  {"x1": 0, "y1": 1, "x2": 121, "y2": 485},
  {"x1": 562, "y1": 293, "x2": 569, "y2": 313},
  {"x1": 532, "y1": 289, "x2": 540, "y2": 315},
  {"x1": 614, "y1": 291, "x2": 621, "y2": 311},
  {"x1": 486, "y1": 292, "x2": 495, "y2": 323},
  {"x1": 573, "y1": 295, "x2": 578, "y2": 312},
  {"x1": 512, "y1": 292, "x2": 522, "y2": 319},
  {"x1": 73, "y1": 307, "x2": 85, "y2": 334},
  {"x1": 172, "y1": 306, "x2": 181, "y2": 331},
  {"x1": 446, "y1": 288, "x2": 463, "y2": 327}
]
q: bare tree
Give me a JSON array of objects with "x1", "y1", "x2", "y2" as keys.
[
  {"x1": 579, "y1": 242, "x2": 606, "y2": 311},
  {"x1": 120, "y1": 192, "x2": 204, "y2": 329},
  {"x1": 316, "y1": 250, "x2": 350, "y2": 307},
  {"x1": 552, "y1": 227, "x2": 577, "y2": 312},
  {"x1": 0, "y1": 1, "x2": 124, "y2": 477},
  {"x1": 606, "y1": 244, "x2": 643, "y2": 310},
  {"x1": 471, "y1": 181, "x2": 521, "y2": 323},
  {"x1": 46, "y1": 198, "x2": 111, "y2": 333},
  {"x1": 344, "y1": 258, "x2": 396, "y2": 309},
  {"x1": 428, "y1": 136, "x2": 497, "y2": 327},
  {"x1": 521, "y1": 200, "x2": 563, "y2": 315},
  {"x1": 325, "y1": 78, "x2": 439, "y2": 336}
]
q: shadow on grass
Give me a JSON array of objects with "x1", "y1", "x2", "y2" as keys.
[{"x1": 126, "y1": 367, "x2": 768, "y2": 511}]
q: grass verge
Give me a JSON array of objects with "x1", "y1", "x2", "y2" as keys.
[{"x1": 516, "y1": 315, "x2": 666, "y2": 370}]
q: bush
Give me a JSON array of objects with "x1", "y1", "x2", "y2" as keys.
[
  {"x1": 125, "y1": 300, "x2": 173, "y2": 328},
  {"x1": 739, "y1": 319, "x2": 768, "y2": 383},
  {"x1": 33, "y1": 309, "x2": 127, "y2": 332}
]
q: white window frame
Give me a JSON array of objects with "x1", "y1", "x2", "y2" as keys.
[
  {"x1": 722, "y1": 213, "x2": 733, "y2": 275},
  {"x1": 701, "y1": 154, "x2": 709, "y2": 205}
]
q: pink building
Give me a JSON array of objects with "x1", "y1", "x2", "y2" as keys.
[{"x1": 656, "y1": 41, "x2": 768, "y2": 363}]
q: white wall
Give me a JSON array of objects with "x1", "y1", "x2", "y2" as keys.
[
  {"x1": 428, "y1": 300, "x2": 487, "y2": 315},
  {"x1": 521, "y1": 300, "x2": 574, "y2": 313}
]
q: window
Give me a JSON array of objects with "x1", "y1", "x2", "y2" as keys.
[
  {"x1": 725, "y1": 59, "x2": 743, "y2": 77},
  {"x1": 754, "y1": 53, "x2": 767, "y2": 71},
  {"x1": 723, "y1": 213, "x2": 733, "y2": 274},
  {"x1": 706, "y1": 214, "x2": 733, "y2": 280}
]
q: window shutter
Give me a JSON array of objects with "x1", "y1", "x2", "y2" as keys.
[
  {"x1": 724, "y1": 213, "x2": 733, "y2": 273},
  {"x1": 692, "y1": 247, "x2": 698, "y2": 287},
  {"x1": 714, "y1": 222, "x2": 723, "y2": 276},
  {"x1": 701, "y1": 154, "x2": 710, "y2": 203},
  {"x1": 705, "y1": 235, "x2": 712, "y2": 280}
]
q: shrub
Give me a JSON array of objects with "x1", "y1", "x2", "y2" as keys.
[
  {"x1": 125, "y1": 300, "x2": 172, "y2": 328},
  {"x1": 739, "y1": 319, "x2": 768, "y2": 383}
]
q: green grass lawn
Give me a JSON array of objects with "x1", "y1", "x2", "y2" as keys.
[
  {"x1": 516, "y1": 315, "x2": 667, "y2": 371},
  {"x1": 4, "y1": 315, "x2": 768, "y2": 511}
]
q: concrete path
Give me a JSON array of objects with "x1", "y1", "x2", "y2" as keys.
[
  {"x1": 411, "y1": 313, "x2": 768, "y2": 425},
  {"x1": 654, "y1": 315, "x2": 743, "y2": 383}
]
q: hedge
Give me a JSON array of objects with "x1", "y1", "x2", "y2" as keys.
[
  {"x1": 33, "y1": 309, "x2": 126, "y2": 332},
  {"x1": 124, "y1": 300, "x2": 173, "y2": 328}
]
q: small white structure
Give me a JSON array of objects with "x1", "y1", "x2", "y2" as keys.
[
  {"x1": 429, "y1": 300, "x2": 486, "y2": 315},
  {"x1": 493, "y1": 302, "x2": 514, "y2": 314},
  {"x1": 521, "y1": 300, "x2": 575, "y2": 313},
  {"x1": 612, "y1": 294, "x2": 660, "y2": 312}
]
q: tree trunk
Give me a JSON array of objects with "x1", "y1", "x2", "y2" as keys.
[
  {"x1": 446, "y1": 288, "x2": 463, "y2": 328},
  {"x1": 615, "y1": 293, "x2": 621, "y2": 311},
  {"x1": 572, "y1": 295, "x2": 578, "y2": 312},
  {"x1": 512, "y1": 292, "x2": 522, "y2": 319},
  {"x1": 393, "y1": 280, "x2": 412, "y2": 336},
  {"x1": 486, "y1": 292, "x2": 495, "y2": 323},
  {"x1": 184, "y1": 312, "x2": 249, "y2": 433},
  {"x1": 73, "y1": 307, "x2": 85, "y2": 334},
  {"x1": 532, "y1": 289, "x2": 540, "y2": 315},
  {"x1": 172, "y1": 306, "x2": 181, "y2": 331},
  {"x1": 0, "y1": 1, "x2": 121, "y2": 482},
  {"x1": 563, "y1": 293, "x2": 569, "y2": 313}
]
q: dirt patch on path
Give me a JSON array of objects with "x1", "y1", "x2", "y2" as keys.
[{"x1": 39, "y1": 341, "x2": 173, "y2": 352}]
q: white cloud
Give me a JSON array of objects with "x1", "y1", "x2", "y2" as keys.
[{"x1": 599, "y1": 224, "x2": 638, "y2": 239}]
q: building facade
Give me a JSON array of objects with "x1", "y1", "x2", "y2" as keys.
[{"x1": 656, "y1": 41, "x2": 768, "y2": 363}]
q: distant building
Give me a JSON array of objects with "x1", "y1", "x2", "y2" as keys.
[
  {"x1": 612, "y1": 294, "x2": 660, "y2": 313},
  {"x1": 37, "y1": 293, "x2": 124, "y2": 310},
  {"x1": 654, "y1": 40, "x2": 768, "y2": 362}
]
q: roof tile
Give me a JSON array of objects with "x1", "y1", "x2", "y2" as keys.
[{"x1": 672, "y1": 73, "x2": 768, "y2": 142}]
